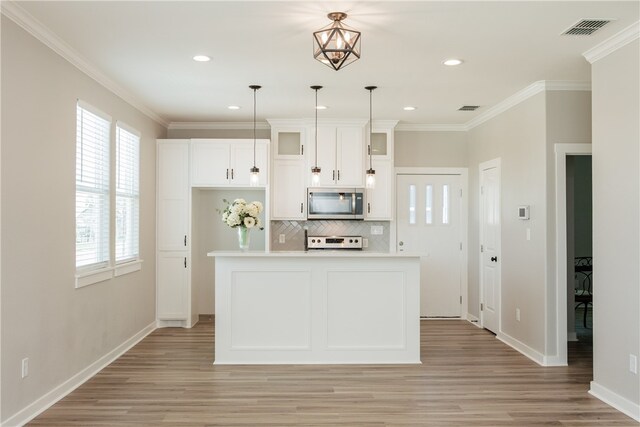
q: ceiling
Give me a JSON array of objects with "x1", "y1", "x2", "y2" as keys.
[{"x1": 8, "y1": 1, "x2": 640, "y2": 127}]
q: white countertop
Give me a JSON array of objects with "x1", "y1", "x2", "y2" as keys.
[{"x1": 207, "y1": 250, "x2": 420, "y2": 258}]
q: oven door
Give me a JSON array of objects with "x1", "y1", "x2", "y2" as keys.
[{"x1": 307, "y1": 188, "x2": 363, "y2": 219}]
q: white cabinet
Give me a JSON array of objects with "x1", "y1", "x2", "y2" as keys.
[
  {"x1": 271, "y1": 159, "x2": 306, "y2": 220},
  {"x1": 269, "y1": 121, "x2": 307, "y2": 159},
  {"x1": 156, "y1": 139, "x2": 192, "y2": 327},
  {"x1": 157, "y1": 251, "x2": 190, "y2": 320},
  {"x1": 365, "y1": 159, "x2": 393, "y2": 220},
  {"x1": 191, "y1": 139, "x2": 268, "y2": 187},
  {"x1": 310, "y1": 125, "x2": 365, "y2": 187}
]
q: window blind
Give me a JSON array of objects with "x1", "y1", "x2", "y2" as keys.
[
  {"x1": 76, "y1": 103, "x2": 111, "y2": 269},
  {"x1": 115, "y1": 123, "x2": 140, "y2": 262}
]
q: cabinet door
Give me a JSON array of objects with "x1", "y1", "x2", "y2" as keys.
[
  {"x1": 275, "y1": 129, "x2": 305, "y2": 158},
  {"x1": 191, "y1": 140, "x2": 230, "y2": 186},
  {"x1": 157, "y1": 141, "x2": 190, "y2": 251},
  {"x1": 336, "y1": 126, "x2": 365, "y2": 186},
  {"x1": 366, "y1": 159, "x2": 393, "y2": 220},
  {"x1": 157, "y1": 251, "x2": 190, "y2": 320},
  {"x1": 230, "y1": 141, "x2": 268, "y2": 186},
  {"x1": 313, "y1": 126, "x2": 337, "y2": 186},
  {"x1": 272, "y1": 159, "x2": 306, "y2": 219}
]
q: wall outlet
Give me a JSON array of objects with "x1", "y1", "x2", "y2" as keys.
[
  {"x1": 516, "y1": 308, "x2": 521, "y2": 322},
  {"x1": 363, "y1": 238, "x2": 369, "y2": 248},
  {"x1": 278, "y1": 234, "x2": 285, "y2": 244},
  {"x1": 21, "y1": 358, "x2": 29, "y2": 378},
  {"x1": 370, "y1": 225, "x2": 383, "y2": 235},
  {"x1": 630, "y1": 354, "x2": 638, "y2": 374}
]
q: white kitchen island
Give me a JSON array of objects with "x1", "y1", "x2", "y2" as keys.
[{"x1": 208, "y1": 251, "x2": 421, "y2": 364}]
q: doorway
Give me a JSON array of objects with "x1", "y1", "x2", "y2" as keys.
[
  {"x1": 566, "y1": 155, "x2": 593, "y2": 345},
  {"x1": 395, "y1": 168, "x2": 468, "y2": 318},
  {"x1": 554, "y1": 143, "x2": 592, "y2": 366}
]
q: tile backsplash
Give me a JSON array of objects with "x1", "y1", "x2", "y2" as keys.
[{"x1": 271, "y1": 220, "x2": 390, "y2": 252}]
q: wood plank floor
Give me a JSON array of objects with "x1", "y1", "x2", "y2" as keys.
[{"x1": 29, "y1": 319, "x2": 636, "y2": 426}]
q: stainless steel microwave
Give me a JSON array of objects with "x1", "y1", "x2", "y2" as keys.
[{"x1": 307, "y1": 188, "x2": 365, "y2": 220}]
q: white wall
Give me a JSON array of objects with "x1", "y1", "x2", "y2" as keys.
[
  {"x1": 591, "y1": 38, "x2": 640, "y2": 412},
  {"x1": 395, "y1": 131, "x2": 468, "y2": 167},
  {"x1": 1, "y1": 17, "x2": 166, "y2": 423}
]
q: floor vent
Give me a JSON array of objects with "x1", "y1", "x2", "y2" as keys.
[
  {"x1": 562, "y1": 19, "x2": 611, "y2": 36},
  {"x1": 458, "y1": 105, "x2": 480, "y2": 111}
]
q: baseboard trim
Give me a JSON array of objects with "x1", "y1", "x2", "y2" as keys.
[
  {"x1": 497, "y1": 332, "x2": 546, "y2": 365},
  {"x1": 589, "y1": 381, "x2": 640, "y2": 422},
  {"x1": 2, "y1": 322, "x2": 156, "y2": 427}
]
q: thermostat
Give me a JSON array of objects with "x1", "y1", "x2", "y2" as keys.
[{"x1": 518, "y1": 205, "x2": 530, "y2": 220}]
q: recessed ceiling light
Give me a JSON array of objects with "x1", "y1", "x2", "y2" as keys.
[
  {"x1": 193, "y1": 55, "x2": 211, "y2": 62},
  {"x1": 228, "y1": 105, "x2": 240, "y2": 110},
  {"x1": 403, "y1": 106, "x2": 416, "y2": 111},
  {"x1": 443, "y1": 58, "x2": 463, "y2": 66},
  {"x1": 316, "y1": 105, "x2": 328, "y2": 110}
]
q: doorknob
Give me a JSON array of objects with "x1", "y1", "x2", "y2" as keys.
[{"x1": 491, "y1": 256, "x2": 498, "y2": 262}]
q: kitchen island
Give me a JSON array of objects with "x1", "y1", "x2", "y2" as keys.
[{"x1": 208, "y1": 251, "x2": 421, "y2": 364}]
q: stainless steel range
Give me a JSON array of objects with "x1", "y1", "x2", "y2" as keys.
[{"x1": 306, "y1": 235, "x2": 363, "y2": 250}]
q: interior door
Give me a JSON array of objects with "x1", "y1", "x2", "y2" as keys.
[
  {"x1": 397, "y1": 174, "x2": 462, "y2": 317},
  {"x1": 480, "y1": 161, "x2": 501, "y2": 333}
]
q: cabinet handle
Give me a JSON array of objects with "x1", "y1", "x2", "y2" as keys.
[
  {"x1": 231, "y1": 169, "x2": 234, "y2": 179},
  {"x1": 367, "y1": 203, "x2": 371, "y2": 214},
  {"x1": 226, "y1": 168, "x2": 229, "y2": 179},
  {"x1": 301, "y1": 145, "x2": 304, "y2": 155},
  {"x1": 332, "y1": 170, "x2": 335, "y2": 181},
  {"x1": 368, "y1": 145, "x2": 371, "y2": 155},
  {"x1": 337, "y1": 170, "x2": 340, "y2": 181},
  {"x1": 184, "y1": 235, "x2": 187, "y2": 246},
  {"x1": 300, "y1": 203, "x2": 303, "y2": 213},
  {"x1": 184, "y1": 257, "x2": 187, "y2": 268}
]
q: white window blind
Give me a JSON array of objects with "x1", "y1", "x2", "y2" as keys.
[
  {"x1": 76, "y1": 102, "x2": 111, "y2": 269},
  {"x1": 115, "y1": 123, "x2": 140, "y2": 262}
]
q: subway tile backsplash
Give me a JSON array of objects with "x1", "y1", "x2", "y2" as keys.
[{"x1": 271, "y1": 220, "x2": 390, "y2": 252}]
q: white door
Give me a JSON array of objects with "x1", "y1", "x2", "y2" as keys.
[
  {"x1": 336, "y1": 126, "x2": 364, "y2": 186},
  {"x1": 157, "y1": 141, "x2": 190, "y2": 251},
  {"x1": 397, "y1": 174, "x2": 463, "y2": 317},
  {"x1": 271, "y1": 159, "x2": 306, "y2": 219},
  {"x1": 157, "y1": 251, "x2": 189, "y2": 320},
  {"x1": 480, "y1": 160, "x2": 501, "y2": 333},
  {"x1": 190, "y1": 140, "x2": 230, "y2": 186}
]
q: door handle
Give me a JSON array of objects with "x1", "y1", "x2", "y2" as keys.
[
  {"x1": 300, "y1": 203, "x2": 303, "y2": 213},
  {"x1": 226, "y1": 168, "x2": 229, "y2": 179},
  {"x1": 337, "y1": 170, "x2": 340, "y2": 180},
  {"x1": 367, "y1": 202, "x2": 371, "y2": 214},
  {"x1": 491, "y1": 256, "x2": 498, "y2": 262},
  {"x1": 231, "y1": 168, "x2": 234, "y2": 179}
]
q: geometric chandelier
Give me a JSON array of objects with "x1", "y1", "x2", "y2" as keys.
[{"x1": 313, "y1": 12, "x2": 361, "y2": 71}]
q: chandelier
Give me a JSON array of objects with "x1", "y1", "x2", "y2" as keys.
[{"x1": 313, "y1": 12, "x2": 361, "y2": 71}]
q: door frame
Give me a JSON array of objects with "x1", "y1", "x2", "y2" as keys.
[
  {"x1": 553, "y1": 143, "x2": 592, "y2": 366},
  {"x1": 394, "y1": 167, "x2": 469, "y2": 319},
  {"x1": 479, "y1": 158, "x2": 501, "y2": 332}
]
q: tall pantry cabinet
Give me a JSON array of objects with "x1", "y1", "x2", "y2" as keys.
[{"x1": 156, "y1": 139, "x2": 195, "y2": 328}]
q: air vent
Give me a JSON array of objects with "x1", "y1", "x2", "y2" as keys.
[
  {"x1": 562, "y1": 19, "x2": 611, "y2": 36},
  {"x1": 458, "y1": 105, "x2": 480, "y2": 111}
]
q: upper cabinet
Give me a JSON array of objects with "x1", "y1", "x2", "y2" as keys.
[
  {"x1": 190, "y1": 139, "x2": 268, "y2": 187},
  {"x1": 269, "y1": 121, "x2": 307, "y2": 159},
  {"x1": 309, "y1": 121, "x2": 366, "y2": 187}
]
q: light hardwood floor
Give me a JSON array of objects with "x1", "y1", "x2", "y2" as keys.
[{"x1": 30, "y1": 319, "x2": 635, "y2": 426}]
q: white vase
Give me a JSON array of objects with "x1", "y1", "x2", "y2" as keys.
[{"x1": 237, "y1": 226, "x2": 251, "y2": 251}]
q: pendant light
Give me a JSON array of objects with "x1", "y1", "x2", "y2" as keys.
[
  {"x1": 310, "y1": 85, "x2": 323, "y2": 186},
  {"x1": 249, "y1": 85, "x2": 261, "y2": 187},
  {"x1": 365, "y1": 86, "x2": 377, "y2": 189}
]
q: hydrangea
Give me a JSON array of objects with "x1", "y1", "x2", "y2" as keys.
[{"x1": 218, "y1": 198, "x2": 264, "y2": 230}]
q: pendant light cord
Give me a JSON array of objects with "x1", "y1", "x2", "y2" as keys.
[
  {"x1": 315, "y1": 88, "x2": 318, "y2": 168},
  {"x1": 369, "y1": 88, "x2": 372, "y2": 170}
]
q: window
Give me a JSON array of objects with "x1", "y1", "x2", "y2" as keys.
[
  {"x1": 76, "y1": 102, "x2": 111, "y2": 270},
  {"x1": 115, "y1": 123, "x2": 140, "y2": 262}
]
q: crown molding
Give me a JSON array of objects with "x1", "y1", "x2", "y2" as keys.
[
  {"x1": 395, "y1": 123, "x2": 467, "y2": 132},
  {"x1": 465, "y1": 80, "x2": 591, "y2": 131},
  {"x1": 1, "y1": 1, "x2": 169, "y2": 127},
  {"x1": 583, "y1": 21, "x2": 640, "y2": 64},
  {"x1": 167, "y1": 121, "x2": 270, "y2": 130}
]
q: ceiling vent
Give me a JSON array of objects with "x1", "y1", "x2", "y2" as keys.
[
  {"x1": 562, "y1": 19, "x2": 611, "y2": 36},
  {"x1": 458, "y1": 105, "x2": 480, "y2": 111}
]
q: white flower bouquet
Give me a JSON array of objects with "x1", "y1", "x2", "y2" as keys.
[{"x1": 220, "y1": 198, "x2": 264, "y2": 230}]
